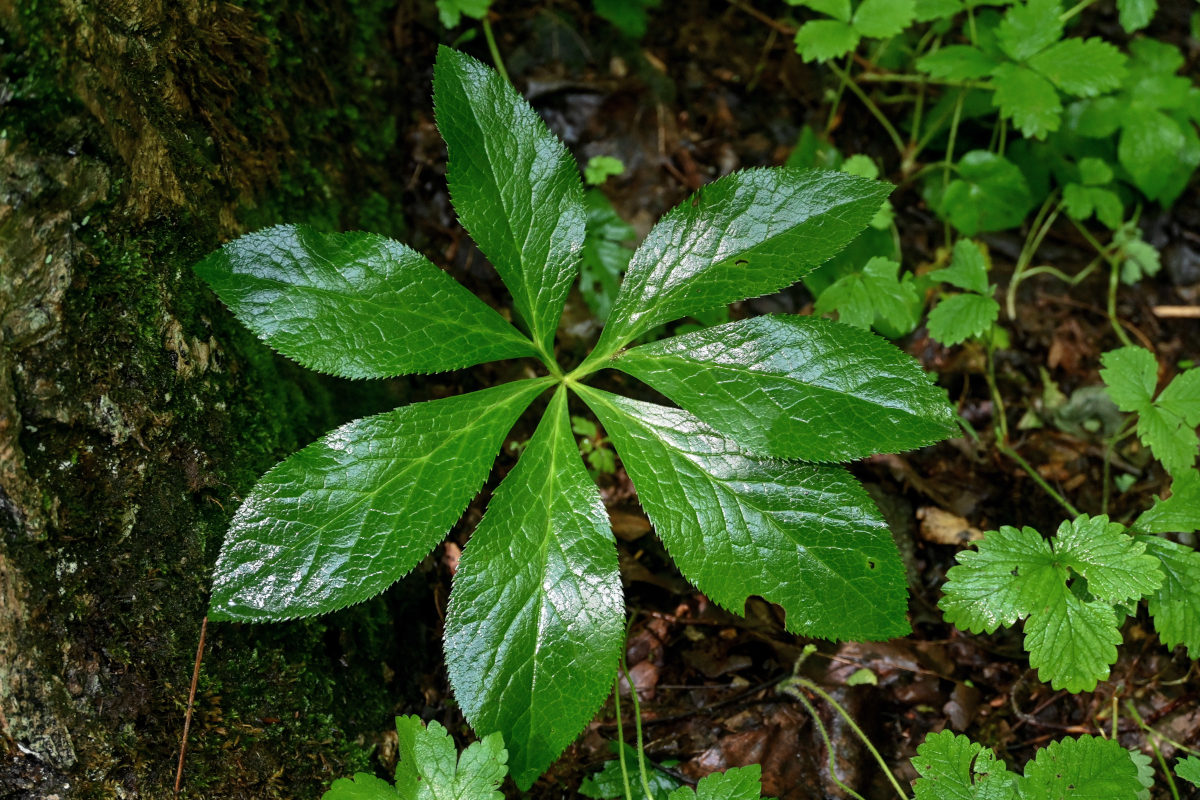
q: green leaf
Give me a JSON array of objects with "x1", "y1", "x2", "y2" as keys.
[
  {"x1": 939, "y1": 239, "x2": 990, "y2": 293},
  {"x1": 392, "y1": 716, "x2": 507, "y2": 800},
  {"x1": 1117, "y1": 0, "x2": 1156, "y2": 32},
  {"x1": 1102, "y1": 347, "x2": 1200, "y2": 476},
  {"x1": 789, "y1": 0, "x2": 852, "y2": 22},
  {"x1": 996, "y1": 0, "x2": 1063, "y2": 62},
  {"x1": 1158, "y1": 369, "x2": 1200, "y2": 425},
  {"x1": 445, "y1": 388, "x2": 624, "y2": 790},
  {"x1": 1138, "y1": 536, "x2": 1200, "y2": 658},
  {"x1": 580, "y1": 749, "x2": 683, "y2": 800},
  {"x1": 434, "y1": 47, "x2": 586, "y2": 354},
  {"x1": 914, "y1": 0, "x2": 963, "y2": 23},
  {"x1": 1020, "y1": 736, "x2": 1144, "y2": 798},
  {"x1": 911, "y1": 730, "x2": 1018, "y2": 800},
  {"x1": 1115, "y1": 223, "x2": 1161, "y2": 283},
  {"x1": 793, "y1": 19, "x2": 862, "y2": 63},
  {"x1": 917, "y1": 45, "x2": 999, "y2": 80},
  {"x1": 193, "y1": 225, "x2": 535, "y2": 379},
  {"x1": 939, "y1": 151, "x2": 1034, "y2": 235},
  {"x1": 614, "y1": 315, "x2": 955, "y2": 461},
  {"x1": 208, "y1": 378, "x2": 551, "y2": 621},
  {"x1": 1028, "y1": 38, "x2": 1127, "y2": 98},
  {"x1": 595, "y1": 168, "x2": 890, "y2": 353},
  {"x1": 667, "y1": 765, "x2": 765, "y2": 800},
  {"x1": 1101, "y1": 346, "x2": 1158, "y2": 412},
  {"x1": 577, "y1": 386, "x2": 910, "y2": 640},
  {"x1": 1078, "y1": 157, "x2": 1114, "y2": 186},
  {"x1": 927, "y1": 293, "x2": 1000, "y2": 347},
  {"x1": 580, "y1": 190, "x2": 636, "y2": 322},
  {"x1": 324, "y1": 773, "x2": 400, "y2": 800},
  {"x1": 1130, "y1": 750, "x2": 1154, "y2": 800},
  {"x1": 1023, "y1": 591, "x2": 1122, "y2": 693},
  {"x1": 592, "y1": 0, "x2": 661, "y2": 37},
  {"x1": 1135, "y1": 470, "x2": 1200, "y2": 535},
  {"x1": 940, "y1": 516, "x2": 1160, "y2": 692},
  {"x1": 852, "y1": 0, "x2": 916, "y2": 38},
  {"x1": 435, "y1": 0, "x2": 492, "y2": 28},
  {"x1": 584, "y1": 156, "x2": 626, "y2": 186},
  {"x1": 991, "y1": 63, "x2": 1062, "y2": 139},
  {"x1": 1119, "y1": 109, "x2": 1187, "y2": 201},
  {"x1": 814, "y1": 257, "x2": 921, "y2": 333},
  {"x1": 1176, "y1": 756, "x2": 1200, "y2": 788}
]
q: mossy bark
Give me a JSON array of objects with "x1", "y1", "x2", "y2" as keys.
[{"x1": 0, "y1": 1, "x2": 434, "y2": 796}]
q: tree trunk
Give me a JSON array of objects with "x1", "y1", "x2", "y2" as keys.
[{"x1": 1, "y1": 2, "x2": 434, "y2": 796}]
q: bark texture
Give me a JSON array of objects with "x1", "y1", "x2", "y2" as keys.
[{"x1": 0, "y1": 1, "x2": 433, "y2": 796}]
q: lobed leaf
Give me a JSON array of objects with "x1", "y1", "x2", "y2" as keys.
[
  {"x1": 990, "y1": 63, "x2": 1062, "y2": 139},
  {"x1": 1027, "y1": 38, "x2": 1127, "y2": 98},
  {"x1": 1020, "y1": 735, "x2": 1144, "y2": 797},
  {"x1": 323, "y1": 773, "x2": 399, "y2": 800},
  {"x1": 1100, "y1": 346, "x2": 1158, "y2": 412},
  {"x1": 1138, "y1": 536, "x2": 1200, "y2": 658},
  {"x1": 813, "y1": 257, "x2": 921, "y2": 333},
  {"x1": 394, "y1": 716, "x2": 507, "y2": 800},
  {"x1": 1177, "y1": 756, "x2": 1200, "y2": 789},
  {"x1": 793, "y1": 19, "x2": 861, "y2": 62},
  {"x1": 927, "y1": 293, "x2": 1000, "y2": 347},
  {"x1": 936, "y1": 240, "x2": 990, "y2": 294},
  {"x1": 434, "y1": 47, "x2": 586, "y2": 354},
  {"x1": 996, "y1": 0, "x2": 1062, "y2": 62},
  {"x1": 1053, "y1": 515, "x2": 1162, "y2": 605},
  {"x1": 614, "y1": 315, "x2": 956, "y2": 462},
  {"x1": 594, "y1": 168, "x2": 891, "y2": 354},
  {"x1": 852, "y1": 0, "x2": 916, "y2": 38},
  {"x1": 208, "y1": 378, "x2": 551, "y2": 621},
  {"x1": 666, "y1": 765, "x2": 766, "y2": 800},
  {"x1": 577, "y1": 387, "x2": 910, "y2": 640},
  {"x1": 445, "y1": 388, "x2": 624, "y2": 790},
  {"x1": 1134, "y1": 470, "x2": 1200, "y2": 535},
  {"x1": 911, "y1": 730, "x2": 1017, "y2": 800},
  {"x1": 1024, "y1": 590, "x2": 1122, "y2": 693},
  {"x1": 193, "y1": 225, "x2": 536, "y2": 379}
]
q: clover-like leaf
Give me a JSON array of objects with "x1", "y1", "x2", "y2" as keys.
[
  {"x1": 615, "y1": 315, "x2": 955, "y2": 462},
  {"x1": 592, "y1": 168, "x2": 891, "y2": 356},
  {"x1": 434, "y1": 47, "x2": 586, "y2": 355},
  {"x1": 938, "y1": 151, "x2": 1033, "y2": 235},
  {"x1": 193, "y1": 225, "x2": 536, "y2": 379},
  {"x1": 578, "y1": 386, "x2": 910, "y2": 640},
  {"x1": 1102, "y1": 347, "x2": 1200, "y2": 476},
  {"x1": 813, "y1": 257, "x2": 921, "y2": 333},
  {"x1": 395, "y1": 716, "x2": 507, "y2": 800},
  {"x1": 208, "y1": 378, "x2": 551, "y2": 621},
  {"x1": 445, "y1": 387, "x2": 624, "y2": 790}
]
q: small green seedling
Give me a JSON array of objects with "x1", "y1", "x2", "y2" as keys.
[
  {"x1": 925, "y1": 239, "x2": 1001, "y2": 347},
  {"x1": 1101, "y1": 346, "x2": 1200, "y2": 477},
  {"x1": 195, "y1": 48, "x2": 956, "y2": 787}
]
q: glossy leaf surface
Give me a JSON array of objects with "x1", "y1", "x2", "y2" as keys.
[
  {"x1": 666, "y1": 766, "x2": 767, "y2": 800},
  {"x1": 434, "y1": 47, "x2": 585, "y2": 353},
  {"x1": 1021, "y1": 736, "x2": 1144, "y2": 798},
  {"x1": 578, "y1": 387, "x2": 910, "y2": 640},
  {"x1": 911, "y1": 730, "x2": 1017, "y2": 800},
  {"x1": 445, "y1": 389, "x2": 623, "y2": 790},
  {"x1": 193, "y1": 225, "x2": 535, "y2": 379},
  {"x1": 615, "y1": 315, "x2": 955, "y2": 461},
  {"x1": 595, "y1": 168, "x2": 891, "y2": 354},
  {"x1": 1138, "y1": 536, "x2": 1200, "y2": 659},
  {"x1": 208, "y1": 379, "x2": 550, "y2": 621}
]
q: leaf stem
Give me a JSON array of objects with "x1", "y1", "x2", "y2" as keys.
[
  {"x1": 613, "y1": 675, "x2": 636, "y2": 800},
  {"x1": 826, "y1": 60, "x2": 908, "y2": 160},
  {"x1": 620, "y1": 656, "x2": 657, "y2": 800},
  {"x1": 996, "y1": 440, "x2": 1082, "y2": 517},
  {"x1": 1005, "y1": 194, "x2": 1063, "y2": 321},
  {"x1": 480, "y1": 17, "x2": 510, "y2": 85},
  {"x1": 1059, "y1": 0, "x2": 1099, "y2": 22}
]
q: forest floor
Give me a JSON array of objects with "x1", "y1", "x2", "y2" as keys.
[{"x1": 191, "y1": 2, "x2": 1200, "y2": 797}]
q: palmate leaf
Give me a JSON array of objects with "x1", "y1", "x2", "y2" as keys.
[
  {"x1": 614, "y1": 315, "x2": 955, "y2": 461},
  {"x1": 434, "y1": 47, "x2": 586, "y2": 355},
  {"x1": 208, "y1": 378, "x2": 551, "y2": 621},
  {"x1": 1134, "y1": 470, "x2": 1200, "y2": 535},
  {"x1": 813, "y1": 256, "x2": 921, "y2": 333},
  {"x1": 577, "y1": 386, "x2": 910, "y2": 640},
  {"x1": 592, "y1": 168, "x2": 891, "y2": 355},
  {"x1": 193, "y1": 225, "x2": 536, "y2": 379},
  {"x1": 445, "y1": 388, "x2": 624, "y2": 790}
]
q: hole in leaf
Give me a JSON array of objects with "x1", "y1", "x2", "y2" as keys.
[{"x1": 735, "y1": 259, "x2": 748, "y2": 266}]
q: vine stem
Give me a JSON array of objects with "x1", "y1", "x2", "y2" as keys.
[
  {"x1": 826, "y1": 60, "x2": 908, "y2": 159},
  {"x1": 480, "y1": 17, "x2": 510, "y2": 84}
]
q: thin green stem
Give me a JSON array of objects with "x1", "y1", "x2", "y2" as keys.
[
  {"x1": 997, "y1": 440, "x2": 1082, "y2": 517},
  {"x1": 621, "y1": 657, "x2": 656, "y2": 800},
  {"x1": 826, "y1": 61, "x2": 907, "y2": 159},
  {"x1": 1069, "y1": 218, "x2": 1135, "y2": 347},
  {"x1": 826, "y1": 55, "x2": 852, "y2": 136},
  {"x1": 613, "y1": 676, "x2": 636, "y2": 800},
  {"x1": 789, "y1": 689, "x2": 869, "y2": 800},
  {"x1": 1059, "y1": 0, "x2": 1098, "y2": 22},
  {"x1": 480, "y1": 17, "x2": 510, "y2": 84},
  {"x1": 1005, "y1": 194, "x2": 1063, "y2": 320},
  {"x1": 856, "y1": 73, "x2": 990, "y2": 90}
]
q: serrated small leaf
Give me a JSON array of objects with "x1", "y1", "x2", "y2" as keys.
[
  {"x1": 595, "y1": 169, "x2": 890, "y2": 353},
  {"x1": 393, "y1": 716, "x2": 507, "y2": 800},
  {"x1": 1078, "y1": 157, "x2": 1114, "y2": 186},
  {"x1": 208, "y1": 378, "x2": 551, "y2": 621},
  {"x1": 1053, "y1": 515, "x2": 1162, "y2": 604},
  {"x1": 1101, "y1": 346, "x2": 1158, "y2": 413},
  {"x1": 927, "y1": 293, "x2": 1000, "y2": 347},
  {"x1": 814, "y1": 257, "x2": 921, "y2": 333},
  {"x1": 1135, "y1": 470, "x2": 1200, "y2": 535},
  {"x1": 445, "y1": 388, "x2": 623, "y2": 790},
  {"x1": 435, "y1": 0, "x2": 492, "y2": 28},
  {"x1": 1157, "y1": 369, "x2": 1200, "y2": 426},
  {"x1": 1176, "y1": 756, "x2": 1200, "y2": 788},
  {"x1": 1138, "y1": 536, "x2": 1200, "y2": 658},
  {"x1": 1020, "y1": 736, "x2": 1144, "y2": 797},
  {"x1": 939, "y1": 151, "x2": 1033, "y2": 235},
  {"x1": 1028, "y1": 38, "x2": 1127, "y2": 98},
  {"x1": 940, "y1": 526, "x2": 1064, "y2": 634},
  {"x1": 790, "y1": 0, "x2": 853, "y2": 21},
  {"x1": 615, "y1": 315, "x2": 955, "y2": 461},
  {"x1": 1119, "y1": 109, "x2": 1187, "y2": 202},
  {"x1": 1117, "y1": 0, "x2": 1157, "y2": 32},
  {"x1": 1138, "y1": 405, "x2": 1200, "y2": 476},
  {"x1": 323, "y1": 773, "x2": 400, "y2": 800},
  {"x1": 667, "y1": 765, "x2": 764, "y2": 800},
  {"x1": 938, "y1": 240, "x2": 990, "y2": 294},
  {"x1": 193, "y1": 225, "x2": 535, "y2": 379},
  {"x1": 434, "y1": 47, "x2": 585, "y2": 354},
  {"x1": 577, "y1": 387, "x2": 910, "y2": 640},
  {"x1": 793, "y1": 19, "x2": 862, "y2": 62},
  {"x1": 1024, "y1": 590, "x2": 1122, "y2": 692},
  {"x1": 996, "y1": 0, "x2": 1063, "y2": 62},
  {"x1": 914, "y1": 0, "x2": 961, "y2": 21},
  {"x1": 1130, "y1": 749, "x2": 1154, "y2": 800},
  {"x1": 911, "y1": 730, "x2": 1017, "y2": 800},
  {"x1": 991, "y1": 63, "x2": 1062, "y2": 139},
  {"x1": 580, "y1": 190, "x2": 635, "y2": 322},
  {"x1": 852, "y1": 0, "x2": 916, "y2": 38},
  {"x1": 917, "y1": 45, "x2": 999, "y2": 81},
  {"x1": 579, "y1": 745, "x2": 683, "y2": 800}
]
